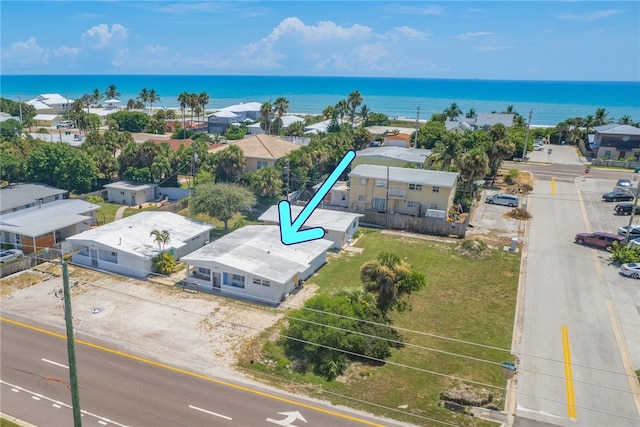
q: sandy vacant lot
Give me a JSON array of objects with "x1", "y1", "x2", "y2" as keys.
[{"x1": 0, "y1": 266, "x2": 315, "y2": 380}]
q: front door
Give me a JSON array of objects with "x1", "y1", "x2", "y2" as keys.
[{"x1": 90, "y1": 249, "x2": 98, "y2": 267}]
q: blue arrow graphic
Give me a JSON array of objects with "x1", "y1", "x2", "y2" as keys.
[{"x1": 278, "y1": 150, "x2": 356, "y2": 245}]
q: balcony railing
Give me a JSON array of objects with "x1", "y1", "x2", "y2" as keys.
[{"x1": 388, "y1": 188, "x2": 406, "y2": 199}]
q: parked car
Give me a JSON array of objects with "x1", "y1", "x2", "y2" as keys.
[
  {"x1": 486, "y1": 194, "x2": 519, "y2": 207},
  {"x1": 602, "y1": 191, "x2": 634, "y2": 202},
  {"x1": 533, "y1": 142, "x2": 544, "y2": 151},
  {"x1": 619, "y1": 263, "x2": 640, "y2": 279},
  {"x1": 629, "y1": 237, "x2": 640, "y2": 248},
  {"x1": 614, "y1": 203, "x2": 640, "y2": 215},
  {"x1": 574, "y1": 232, "x2": 624, "y2": 251},
  {"x1": 0, "y1": 249, "x2": 24, "y2": 264},
  {"x1": 56, "y1": 120, "x2": 74, "y2": 129},
  {"x1": 616, "y1": 179, "x2": 632, "y2": 188},
  {"x1": 618, "y1": 225, "x2": 640, "y2": 237}
]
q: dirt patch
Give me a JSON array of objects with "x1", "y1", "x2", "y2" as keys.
[{"x1": 0, "y1": 271, "x2": 48, "y2": 297}]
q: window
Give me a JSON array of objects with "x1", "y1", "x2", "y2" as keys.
[
  {"x1": 231, "y1": 274, "x2": 245, "y2": 288},
  {"x1": 253, "y1": 278, "x2": 261, "y2": 286},
  {"x1": 262, "y1": 280, "x2": 270, "y2": 287},
  {"x1": 257, "y1": 160, "x2": 268, "y2": 169},
  {"x1": 373, "y1": 197, "x2": 386, "y2": 211},
  {"x1": 432, "y1": 186, "x2": 440, "y2": 193},
  {"x1": 604, "y1": 150, "x2": 612, "y2": 159},
  {"x1": 409, "y1": 184, "x2": 422, "y2": 191},
  {"x1": 375, "y1": 180, "x2": 387, "y2": 188},
  {"x1": 223, "y1": 272, "x2": 229, "y2": 285},
  {"x1": 407, "y1": 201, "x2": 419, "y2": 208},
  {"x1": 359, "y1": 178, "x2": 366, "y2": 185},
  {"x1": 341, "y1": 194, "x2": 346, "y2": 201},
  {"x1": 198, "y1": 267, "x2": 211, "y2": 275},
  {"x1": 358, "y1": 195, "x2": 365, "y2": 202},
  {"x1": 430, "y1": 203, "x2": 438, "y2": 209},
  {"x1": 252, "y1": 278, "x2": 271, "y2": 287}
]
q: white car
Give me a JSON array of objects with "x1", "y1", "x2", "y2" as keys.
[
  {"x1": 533, "y1": 142, "x2": 544, "y2": 151},
  {"x1": 617, "y1": 225, "x2": 640, "y2": 237},
  {"x1": 0, "y1": 249, "x2": 24, "y2": 264},
  {"x1": 56, "y1": 120, "x2": 74, "y2": 129},
  {"x1": 619, "y1": 263, "x2": 640, "y2": 279},
  {"x1": 486, "y1": 194, "x2": 519, "y2": 207}
]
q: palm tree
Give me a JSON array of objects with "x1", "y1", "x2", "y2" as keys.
[
  {"x1": 594, "y1": 108, "x2": 612, "y2": 126},
  {"x1": 149, "y1": 229, "x2": 171, "y2": 251},
  {"x1": 81, "y1": 94, "x2": 93, "y2": 113},
  {"x1": 126, "y1": 99, "x2": 137, "y2": 110},
  {"x1": 273, "y1": 97, "x2": 289, "y2": 134},
  {"x1": 260, "y1": 101, "x2": 272, "y2": 135},
  {"x1": 357, "y1": 105, "x2": 371, "y2": 127},
  {"x1": 360, "y1": 252, "x2": 412, "y2": 314},
  {"x1": 104, "y1": 84, "x2": 120, "y2": 100},
  {"x1": 618, "y1": 115, "x2": 635, "y2": 125},
  {"x1": 322, "y1": 105, "x2": 335, "y2": 120},
  {"x1": 177, "y1": 92, "x2": 189, "y2": 136},
  {"x1": 347, "y1": 91, "x2": 363, "y2": 125},
  {"x1": 443, "y1": 102, "x2": 463, "y2": 121},
  {"x1": 148, "y1": 89, "x2": 160, "y2": 114},
  {"x1": 334, "y1": 100, "x2": 349, "y2": 121},
  {"x1": 428, "y1": 132, "x2": 462, "y2": 171},
  {"x1": 137, "y1": 88, "x2": 149, "y2": 110},
  {"x1": 457, "y1": 147, "x2": 489, "y2": 196},
  {"x1": 465, "y1": 108, "x2": 477, "y2": 119},
  {"x1": 187, "y1": 93, "x2": 198, "y2": 127},
  {"x1": 92, "y1": 88, "x2": 103, "y2": 106},
  {"x1": 198, "y1": 91, "x2": 210, "y2": 124},
  {"x1": 503, "y1": 105, "x2": 519, "y2": 117}
]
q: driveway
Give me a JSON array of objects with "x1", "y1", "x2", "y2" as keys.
[{"x1": 525, "y1": 144, "x2": 586, "y2": 166}]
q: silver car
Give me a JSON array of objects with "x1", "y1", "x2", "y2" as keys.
[
  {"x1": 0, "y1": 249, "x2": 24, "y2": 264},
  {"x1": 620, "y1": 263, "x2": 640, "y2": 279},
  {"x1": 486, "y1": 194, "x2": 519, "y2": 207}
]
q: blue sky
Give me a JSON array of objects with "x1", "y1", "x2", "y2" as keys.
[{"x1": 1, "y1": 1, "x2": 638, "y2": 81}]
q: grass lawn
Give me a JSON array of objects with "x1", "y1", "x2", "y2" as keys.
[
  {"x1": 1, "y1": 418, "x2": 21, "y2": 427},
  {"x1": 239, "y1": 229, "x2": 519, "y2": 426},
  {"x1": 94, "y1": 202, "x2": 122, "y2": 225}
]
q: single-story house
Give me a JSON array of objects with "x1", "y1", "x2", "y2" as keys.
[
  {"x1": 352, "y1": 146, "x2": 432, "y2": 169},
  {"x1": 181, "y1": 225, "x2": 333, "y2": 304},
  {"x1": 104, "y1": 181, "x2": 158, "y2": 206},
  {"x1": 311, "y1": 181, "x2": 350, "y2": 208},
  {"x1": 304, "y1": 118, "x2": 351, "y2": 134},
  {"x1": 383, "y1": 132, "x2": 413, "y2": 148},
  {"x1": 445, "y1": 113, "x2": 515, "y2": 131},
  {"x1": 0, "y1": 183, "x2": 68, "y2": 214},
  {"x1": 348, "y1": 164, "x2": 459, "y2": 216},
  {"x1": 68, "y1": 212, "x2": 213, "y2": 279},
  {"x1": 590, "y1": 124, "x2": 640, "y2": 160},
  {"x1": 0, "y1": 199, "x2": 98, "y2": 253},
  {"x1": 258, "y1": 205, "x2": 363, "y2": 249},
  {"x1": 0, "y1": 112, "x2": 20, "y2": 123},
  {"x1": 248, "y1": 115, "x2": 305, "y2": 135},
  {"x1": 33, "y1": 114, "x2": 64, "y2": 128},
  {"x1": 224, "y1": 134, "x2": 301, "y2": 171},
  {"x1": 366, "y1": 126, "x2": 417, "y2": 140}
]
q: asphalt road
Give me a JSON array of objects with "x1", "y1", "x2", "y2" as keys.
[
  {"x1": 513, "y1": 170, "x2": 640, "y2": 425},
  {"x1": 0, "y1": 314, "x2": 407, "y2": 427}
]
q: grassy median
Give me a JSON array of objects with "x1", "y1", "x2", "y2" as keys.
[{"x1": 240, "y1": 228, "x2": 519, "y2": 426}]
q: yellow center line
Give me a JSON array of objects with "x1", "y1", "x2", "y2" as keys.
[
  {"x1": 1, "y1": 317, "x2": 384, "y2": 427},
  {"x1": 551, "y1": 177, "x2": 557, "y2": 196},
  {"x1": 562, "y1": 325, "x2": 577, "y2": 419}
]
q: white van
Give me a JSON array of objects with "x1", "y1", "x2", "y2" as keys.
[{"x1": 486, "y1": 194, "x2": 519, "y2": 207}]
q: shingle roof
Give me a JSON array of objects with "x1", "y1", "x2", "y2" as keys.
[
  {"x1": 181, "y1": 225, "x2": 333, "y2": 283},
  {"x1": 595, "y1": 124, "x2": 640, "y2": 135},
  {"x1": 67, "y1": 212, "x2": 213, "y2": 259},
  {"x1": 258, "y1": 205, "x2": 363, "y2": 232},
  {"x1": 0, "y1": 199, "x2": 98, "y2": 238},
  {"x1": 0, "y1": 183, "x2": 67, "y2": 212},
  {"x1": 349, "y1": 164, "x2": 459, "y2": 187},
  {"x1": 230, "y1": 135, "x2": 301, "y2": 160},
  {"x1": 475, "y1": 113, "x2": 514, "y2": 128},
  {"x1": 355, "y1": 146, "x2": 432, "y2": 164}
]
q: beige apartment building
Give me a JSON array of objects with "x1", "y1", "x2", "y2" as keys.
[{"x1": 348, "y1": 164, "x2": 459, "y2": 216}]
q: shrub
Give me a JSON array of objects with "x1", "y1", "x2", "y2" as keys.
[
  {"x1": 504, "y1": 169, "x2": 520, "y2": 184},
  {"x1": 152, "y1": 252, "x2": 176, "y2": 275},
  {"x1": 610, "y1": 242, "x2": 640, "y2": 265},
  {"x1": 507, "y1": 208, "x2": 532, "y2": 220},
  {"x1": 86, "y1": 195, "x2": 104, "y2": 204}
]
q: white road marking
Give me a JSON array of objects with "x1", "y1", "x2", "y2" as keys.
[
  {"x1": 0, "y1": 380, "x2": 129, "y2": 427},
  {"x1": 11, "y1": 388, "x2": 19, "y2": 393},
  {"x1": 189, "y1": 404, "x2": 232, "y2": 420},
  {"x1": 41, "y1": 358, "x2": 69, "y2": 369},
  {"x1": 98, "y1": 421, "x2": 108, "y2": 425},
  {"x1": 53, "y1": 404, "x2": 62, "y2": 408},
  {"x1": 517, "y1": 405, "x2": 565, "y2": 419}
]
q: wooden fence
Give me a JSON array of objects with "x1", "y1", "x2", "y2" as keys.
[
  {"x1": 0, "y1": 242, "x2": 72, "y2": 278},
  {"x1": 359, "y1": 211, "x2": 468, "y2": 238}
]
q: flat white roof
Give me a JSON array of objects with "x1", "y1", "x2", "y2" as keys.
[
  {"x1": 182, "y1": 225, "x2": 332, "y2": 283},
  {"x1": 67, "y1": 212, "x2": 213, "y2": 259},
  {"x1": 349, "y1": 164, "x2": 459, "y2": 187},
  {"x1": 220, "y1": 102, "x2": 262, "y2": 113},
  {"x1": 0, "y1": 199, "x2": 98, "y2": 238},
  {"x1": 34, "y1": 114, "x2": 63, "y2": 120},
  {"x1": 104, "y1": 181, "x2": 157, "y2": 191},
  {"x1": 258, "y1": 205, "x2": 363, "y2": 232},
  {"x1": 355, "y1": 146, "x2": 432, "y2": 164}
]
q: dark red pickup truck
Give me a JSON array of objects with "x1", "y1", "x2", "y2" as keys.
[{"x1": 575, "y1": 232, "x2": 624, "y2": 251}]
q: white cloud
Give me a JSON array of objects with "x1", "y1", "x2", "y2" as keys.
[
  {"x1": 52, "y1": 45, "x2": 81, "y2": 59},
  {"x1": 455, "y1": 32, "x2": 494, "y2": 40},
  {"x1": 113, "y1": 45, "x2": 178, "y2": 69},
  {"x1": 556, "y1": 9, "x2": 621, "y2": 22},
  {"x1": 1, "y1": 37, "x2": 49, "y2": 66},
  {"x1": 392, "y1": 5, "x2": 445, "y2": 16},
  {"x1": 266, "y1": 17, "x2": 372, "y2": 43},
  {"x1": 82, "y1": 23, "x2": 128, "y2": 49},
  {"x1": 387, "y1": 26, "x2": 429, "y2": 42}
]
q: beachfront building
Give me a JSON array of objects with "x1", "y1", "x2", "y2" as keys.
[
  {"x1": 0, "y1": 199, "x2": 98, "y2": 254},
  {"x1": 352, "y1": 146, "x2": 432, "y2": 169},
  {"x1": 181, "y1": 225, "x2": 332, "y2": 304},
  {"x1": 0, "y1": 183, "x2": 67, "y2": 214},
  {"x1": 248, "y1": 114, "x2": 305, "y2": 135},
  {"x1": 207, "y1": 102, "x2": 262, "y2": 134},
  {"x1": 383, "y1": 132, "x2": 413, "y2": 148},
  {"x1": 26, "y1": 94, "x2": 74, "y2": 115},
  {"x1": 222, "y1": 135, "x2": 301, "y2": 172},
  {"x1": 33, "y1": 114, "x2": 64, "y2": 128},
  {"x1": 258, "y1": 205, "x2": 363, "y2": 249},
  {"x1": 348, "y1": 164, "x2": 459, "y2": 216},
  {"x1": 445, "y1": 113, "x2": 515, "y2": 132},
  {"x1": 68, "y1": 212, "x2": 213, "y2": 279},
  {"x1": 304, "y1": 118, "x2": 350, "y2": 134},
  {"x1": 104, "y1": 181, "x2": 158, "y2": 206},
  {"x1": 590, "y1": 124, "x2": 640, "y2": 160}
]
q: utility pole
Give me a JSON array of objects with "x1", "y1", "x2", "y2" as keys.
[
  {"x1": 18, "y1": 95, "x2": 23, "y2": 123},
  {"x1": 413, "y1": 106, "x2": 421, "y2": 148},
  {"x1": 61, "y1": 258, "x2": 82, "y2": 427},
  {"x1": 521, "y1": 109, "x2": 533, "y2": 160},
  {"x1": 385, "y1": 166, "x2": 390, "y2": 228},
  {"x1": 285, "y1": 158, "x2": 290, "y2": 201}
]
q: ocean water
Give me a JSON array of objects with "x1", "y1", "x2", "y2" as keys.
[{"x1": 1, "y1": 75, "x2": 639, "y2": 126}]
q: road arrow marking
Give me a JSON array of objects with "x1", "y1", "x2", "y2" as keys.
[
  {"x1": 279, "y1": 150, "x2": 355, "y2": 245},
  {"x1": 266, "y1": 410, "x2": 307, "y2": 426}
]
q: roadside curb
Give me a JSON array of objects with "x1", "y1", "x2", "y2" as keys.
[{"x1": 0, "y1": 412, "x2": 38, "y2": 427}]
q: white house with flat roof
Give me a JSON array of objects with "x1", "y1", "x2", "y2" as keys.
[
  {"x1": 353, "y1": 146, "x2": 432, "y2": 169},
  {"x1": 0, "y1": 199, "x2": 98, "y2": 253},
  {"x1": 104, "y1": 181, "x2": 158, "y2": 206},
  {"x1": 258, "y1": 205, "x2": 363, "y2": 249},
  {"x1": 68, "y1": 212, "x2": 213, "y2": 279},
  {"x1": 181, "y1": 225, "x2": 333, "y2": 304}
]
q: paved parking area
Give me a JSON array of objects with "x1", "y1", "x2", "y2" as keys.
[{"x1": 577, "y1": 176, "x2": 640, "y2": 367}]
